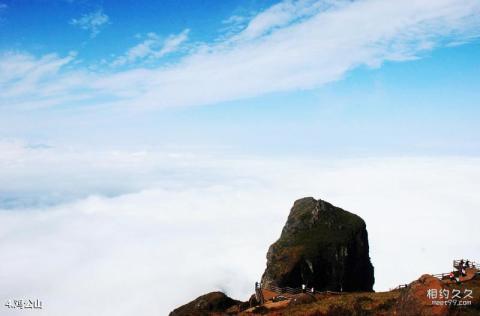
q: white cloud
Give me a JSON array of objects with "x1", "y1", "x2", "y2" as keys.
[
  {"x1": 70, "y1": 9, "x2": 109, "y2": 38},
  {"x1": 1, "y1": 0, "x2": 480, "y2": 110},
  {"x1": 0, "y1": 141, "x2": 479, "y2": 315},
  {"x1": 112, "y1": 30, "x2": 189, "y2": 67},
  {"x1": 0, "y1": 51, "x2": 91, "y2": 109},
  {"x1": 159, "y1": 30, "x2": 190, "y2": 56},
  {"x1": 229, "y1": 0, "x2": 326, "y2": 41},
  {"x1": 222, "y1": 14, "x2": 246, "y2": 26}
]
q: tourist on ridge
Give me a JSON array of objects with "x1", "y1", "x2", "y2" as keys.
[{"x1": 449, "y1": 271, "x2": 455, "y2": 281}]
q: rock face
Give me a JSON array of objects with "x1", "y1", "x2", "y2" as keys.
[
  {"x1": 395, "y1": 275, "x2": 448, "y2": 316},
  {"x1": 169, "y1": 291, "x2": 239, "y2": 316},
  {"x1": 261, "y1": 197, "x2": 374, "y2": 292}
]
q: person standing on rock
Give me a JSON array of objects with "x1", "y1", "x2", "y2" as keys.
[
  {"x1": 449, "y1": 271, "x2": 455, "y2": 281},
  {"x1": 458, "y1": 260, "x2": 465, "y2": 276}
]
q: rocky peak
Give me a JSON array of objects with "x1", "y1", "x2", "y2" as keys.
[
  {"x1": 169, "y1": 291, "x2": 239, "y2": 316},
  {"x1": 261, "y1": 197, "x2": 375, "y2": 292}
]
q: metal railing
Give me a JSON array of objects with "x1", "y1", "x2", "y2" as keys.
[
  {"x1": 431, "y1": 259, "x2": 479, "y2": 280},
  {"x1": 432, "y1": 272, "x2": 451, "y2": 280},
  {"x1": 389, "y1": 259, "x2": 480, "y2": 290},
  {"x1": 391, "y1": 284, "x2": 409, "y2": 290},
  {"x1": 261, "y1": 283, "x2": 342, "y2": 296},
  {"x1": 453, "y1": 259, "x2": 477, "y2": 269},
  {"x1": 399, "y1": 259, "x2": 480, "y2": 285},
  {"x1": 262, "y1": 284, "x2": 302, "y2": 295}
]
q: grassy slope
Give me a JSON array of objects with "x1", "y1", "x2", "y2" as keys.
[{"x1": 243, "y1": 276, "x2": 480, "y2": 316}]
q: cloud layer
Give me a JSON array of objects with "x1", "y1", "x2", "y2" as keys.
[
  {"x1": 1, "y1": 0, "x2": 480, "y2": 110},
  {"x1": 1, "y1": 141, "x2": 479, "y2": 315}
]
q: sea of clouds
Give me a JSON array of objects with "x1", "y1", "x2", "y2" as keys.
[{"x1": 1, "y1": 140, "x2": 479, "y2": 315}]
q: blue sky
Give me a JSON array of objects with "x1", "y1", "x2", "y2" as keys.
[
  {"x1": 1, "y1": 0, "x2": 479, "y2": 159},
  {"x1": 0, "y1": 0, "x2": 275, "y2": 63}
]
